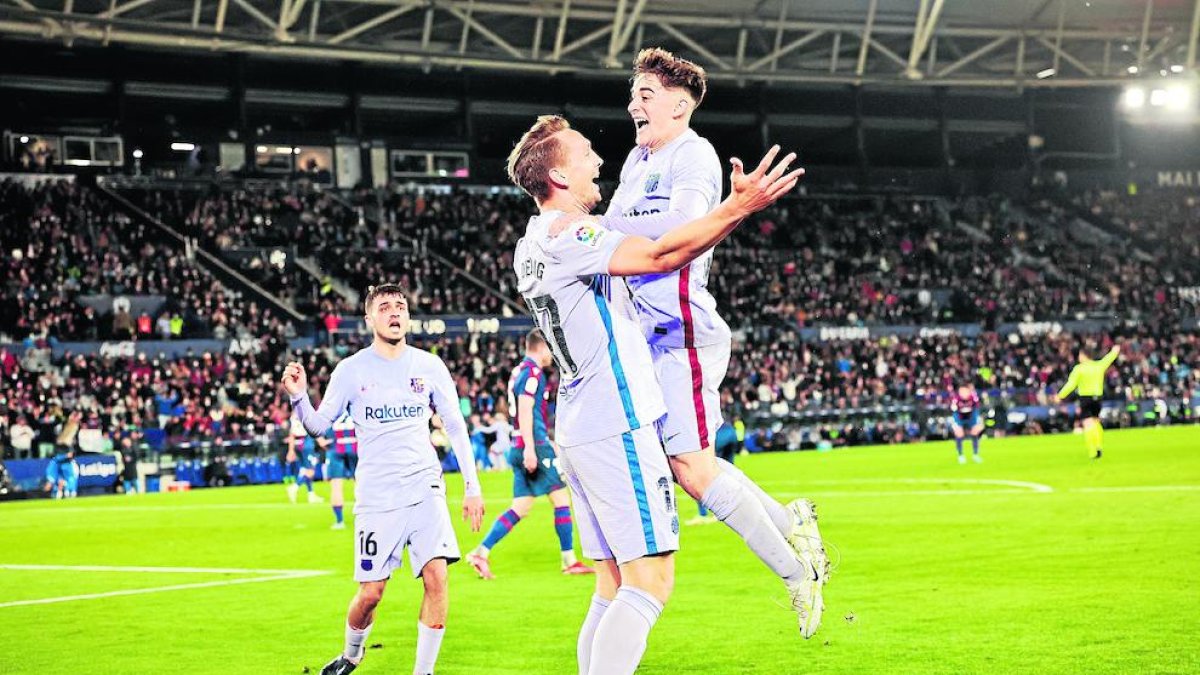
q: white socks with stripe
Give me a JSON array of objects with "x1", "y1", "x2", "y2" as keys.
[
  {"x1": 587, "y1": 586, "x2": 663, "y2": 675},
  {"x1": 577, "y1": 593, "x2": 611, "y2": 674},
  {"x1": 701, "y1": 472, "x2": 806, "y2": 585}
]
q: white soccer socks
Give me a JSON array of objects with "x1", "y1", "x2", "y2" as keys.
[
  {"x1": 716, "y1": 458, "x2": 792, "y2": 536},
  {"x1": 343, "y1": 621, "x2": 373, "y2": 663},
  {"x1": 577, "y1": 593, "x2": 612, "y2": 674},
  {"x1": 587, "y1": 586, "x2": 662, "y2": 675},
  {"x1": 702, "y1": 472, "x2": 808, "y2": 585},
  {"x1": 413, "y1": 621, "x2": 445, "y2": 675}
]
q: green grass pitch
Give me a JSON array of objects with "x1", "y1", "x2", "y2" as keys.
[{"x1": 2, "y1": 426, "x2": 1198, "y2": 674}]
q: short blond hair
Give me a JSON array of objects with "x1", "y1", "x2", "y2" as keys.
[{"x1": 507, "y1": 115, "x2": 571, "y2": 203}]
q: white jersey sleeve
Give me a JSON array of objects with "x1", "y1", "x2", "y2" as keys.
[{"x1": 291, "y1": 360, "x2": 351, "y2": 436}]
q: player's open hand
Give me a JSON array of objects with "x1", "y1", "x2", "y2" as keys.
[
  {"x1": 728, "y1": 145, "x2": 805, "y2": 218},
  {"x1": 280, "y1": 361, "x2": 307, "y2": 398},
  {"x1": 463, "y1": 495, "x2": 485, "y2": 532}
]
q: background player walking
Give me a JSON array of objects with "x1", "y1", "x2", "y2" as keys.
[{"x1": 466, "y1": 329, "x2": 594, "y2": 578}]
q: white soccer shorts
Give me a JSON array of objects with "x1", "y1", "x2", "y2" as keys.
[
  {"x1": 652, "y1": 340, "x2": 731, "y2": 456},
  {"x1": 560, "y1": 424, "x2": 679, "y2": 565},
  {"x1": 352, "y1": 488, "x2": 461, "y2": 582}
]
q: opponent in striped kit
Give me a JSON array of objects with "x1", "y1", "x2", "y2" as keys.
[
  {"x1": 282, "y1": 284, "x2": 485, "y2": 675},
  {"x1": 508, "y1": 113, "x2": 803, "y2": 674},
  {"x1": 326, "y1": 412, "x2": 358, "y2": 528},
  {"x1": 598, "y1": 48, "x2": 831, "y2": 639},
  {"x1": 466, "y1": 329, "x2": 594, "y2": 578}
]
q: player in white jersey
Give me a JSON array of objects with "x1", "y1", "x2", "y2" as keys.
[
  {"x1": 599, "y1": 48, "x2": 830, "y2": 637},
  {"x1": 281, "y1": 283, "x2": 485, "y2": 675},
  {"x1": 507, "y1": 114, "x2": 807, "y2": 675}
]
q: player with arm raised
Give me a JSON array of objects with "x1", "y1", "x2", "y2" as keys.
[
  {"x1": 466, "y1": 329, "x2": 594, "y2": 578},
  {"x1": 949, "y1": 384, "x2": 985, "y2": 464},
  {"x1": 596, "y1": 47, "x2": 830, "y2": 634},
  {"x1": 1054, "y1": 342, "x2": 1121, "y2": 459},
  {"x1": 281, "y1": 283, "x2": 485, "y2": 675},
  {"x1": 508, "y1": 114, "x2": 811, "y2": 675}
]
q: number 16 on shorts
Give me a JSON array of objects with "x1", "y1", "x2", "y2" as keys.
[{"x1": 359, "y1": 530, "x2": 378, "y2": 570}]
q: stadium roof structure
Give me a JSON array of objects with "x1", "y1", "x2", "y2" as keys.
[{"x1": 0, "y1": 0, "x2": 1198, "y2": 89}]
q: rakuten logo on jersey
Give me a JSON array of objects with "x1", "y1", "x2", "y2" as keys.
[{"x1": 364, "y1": 403, "x2": 425, "y2": 423}]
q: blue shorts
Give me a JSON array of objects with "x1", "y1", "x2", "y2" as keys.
[
  {"x1": 299, "y1": 449, "x2": 321, "y2": 472},
  {"x1": 951, "y1": 410, "x2": 981, "y2": 429},
  {"x1": 511, "y1": 445, "x2": 566, "y2": 499},
  {"x1": 326, "y1": 452, "x2": 358, "y2": 480}
]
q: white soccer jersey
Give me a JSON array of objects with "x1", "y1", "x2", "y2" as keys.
[
  {"x1": 290, "y1": 345, "x2": 481, "y2": 514},
  {"x1": 602, "y1": 129, "x2": 731, "y2": 349},
  {"x1": 513, "y1": 211, "x2": 666, "y2": 447}
]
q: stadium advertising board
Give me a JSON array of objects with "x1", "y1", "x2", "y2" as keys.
[{"x1": 75, "y1": 454, "x2": 119, "y2": 489}]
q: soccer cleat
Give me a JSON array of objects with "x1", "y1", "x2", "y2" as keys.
[
  {"x1": 467, "y1": 552, "x2": 495, "y2": 580},
  {"x1": 286, "y1": 483, "x2": 299, "y2": 503},
  {"x1": 562, "y1": 561, "x2": 595, "y2": 575},
  {"x1": 787, "y1": 573, "x2": 823, "y2": 639},
  {"x1": 972, "y1": 454, "x2": 983, "y2": 464},
  {"x1": 685, "y1": 514, "x2": 719, "y2": 526},
  {"x1": 331, "y1": 522, "x2": 346, "y2": 530},
  {"x1": 320, "y1": 655, "x2": 358, "y2": 675},
  {"x1": 785, "y1": 499, "x2": 830, "y2": 584},
  {"x1": 1093, "y1": 450, "x2": 1103, "y2": 459},
  {"x1": 957, "y1": 455, "x2": 967, "y2": 464},
  {"x1": 308, "y1": 492, "x2": 325, "y2": 504}
]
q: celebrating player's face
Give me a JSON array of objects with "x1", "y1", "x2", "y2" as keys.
[
  {"x1": 628, "y1": 73, "x2": 688, "y2": 150},
  {"x1": 552, "y1": 129, "x2": 603, "y2": 210},
  {"x1": 366, "y1": 293, "x2": 409, "y2": 343}
]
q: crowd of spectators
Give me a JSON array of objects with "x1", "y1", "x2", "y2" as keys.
[
  {"x1": 2, "y1": 179, "x2": 1197, "y2": 467},
  {"x1": 725, "y1": 328, "x2": 1198, "y2": 417},
  {"x1": 3, "y1": 323, "x2": 1194, "y2": 461},
  {"x1": 125, "y1": 186, "x2": 518, "y2": 317},
  {"x1": 0, "y1": 179, "x2": 290, "y2": 342}
]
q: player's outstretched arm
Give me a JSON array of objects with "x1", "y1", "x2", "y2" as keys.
[
  {"x1": 1099, "y1": 344, "x2": 1122, "y2": 369},
  {"x1": 282, "y1": 361, "x2": 345, "y2": 436},
  {"x1": 606, "y1": 145, "x2": 803, "y2": 277},
  {"x1": 430, "y1": 363, "x2": 485, "y2": 531},
  {"x1": 1055, "y1": 367, "x2": 1080, "y2": 401}
]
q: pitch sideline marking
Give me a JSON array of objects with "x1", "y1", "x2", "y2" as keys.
[{"x1": 0, "y1": 564, "x2": 331, "y2": 609}]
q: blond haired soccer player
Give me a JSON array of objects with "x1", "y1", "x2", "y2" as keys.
[
  {"x1": 1055, "y1": 342, "x2": 1121, "y2": 459},
  {"x1": 281, "y1": 283, "x2": 485, "y2": 675},
  {"x1": 508, "y1": 114, "x2": 809, "y2": 675},
  {"x1": 595, "y1": 47, "x2": 829, "y2": 636}
]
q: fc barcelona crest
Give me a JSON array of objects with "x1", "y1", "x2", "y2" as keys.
[
  {"x1": 410, "y1": 377, "x2": 425, "y2": 393},
  {"x1": 644, "y1": 172, "x2": 661, "y2": 193}
]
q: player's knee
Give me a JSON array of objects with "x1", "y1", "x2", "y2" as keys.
[
  {"x1": 421, "y1": 562, "x2": 449, "y2": 595},
  {"x1": 511, "y1": 499, "x2": 534, "y2": 518},
  {"x1": 670, "y1": 452, "x2": 718, "y2": 498},
  {"x1": 356, "y1": 581, "x2": 386, "y2": 609}
]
